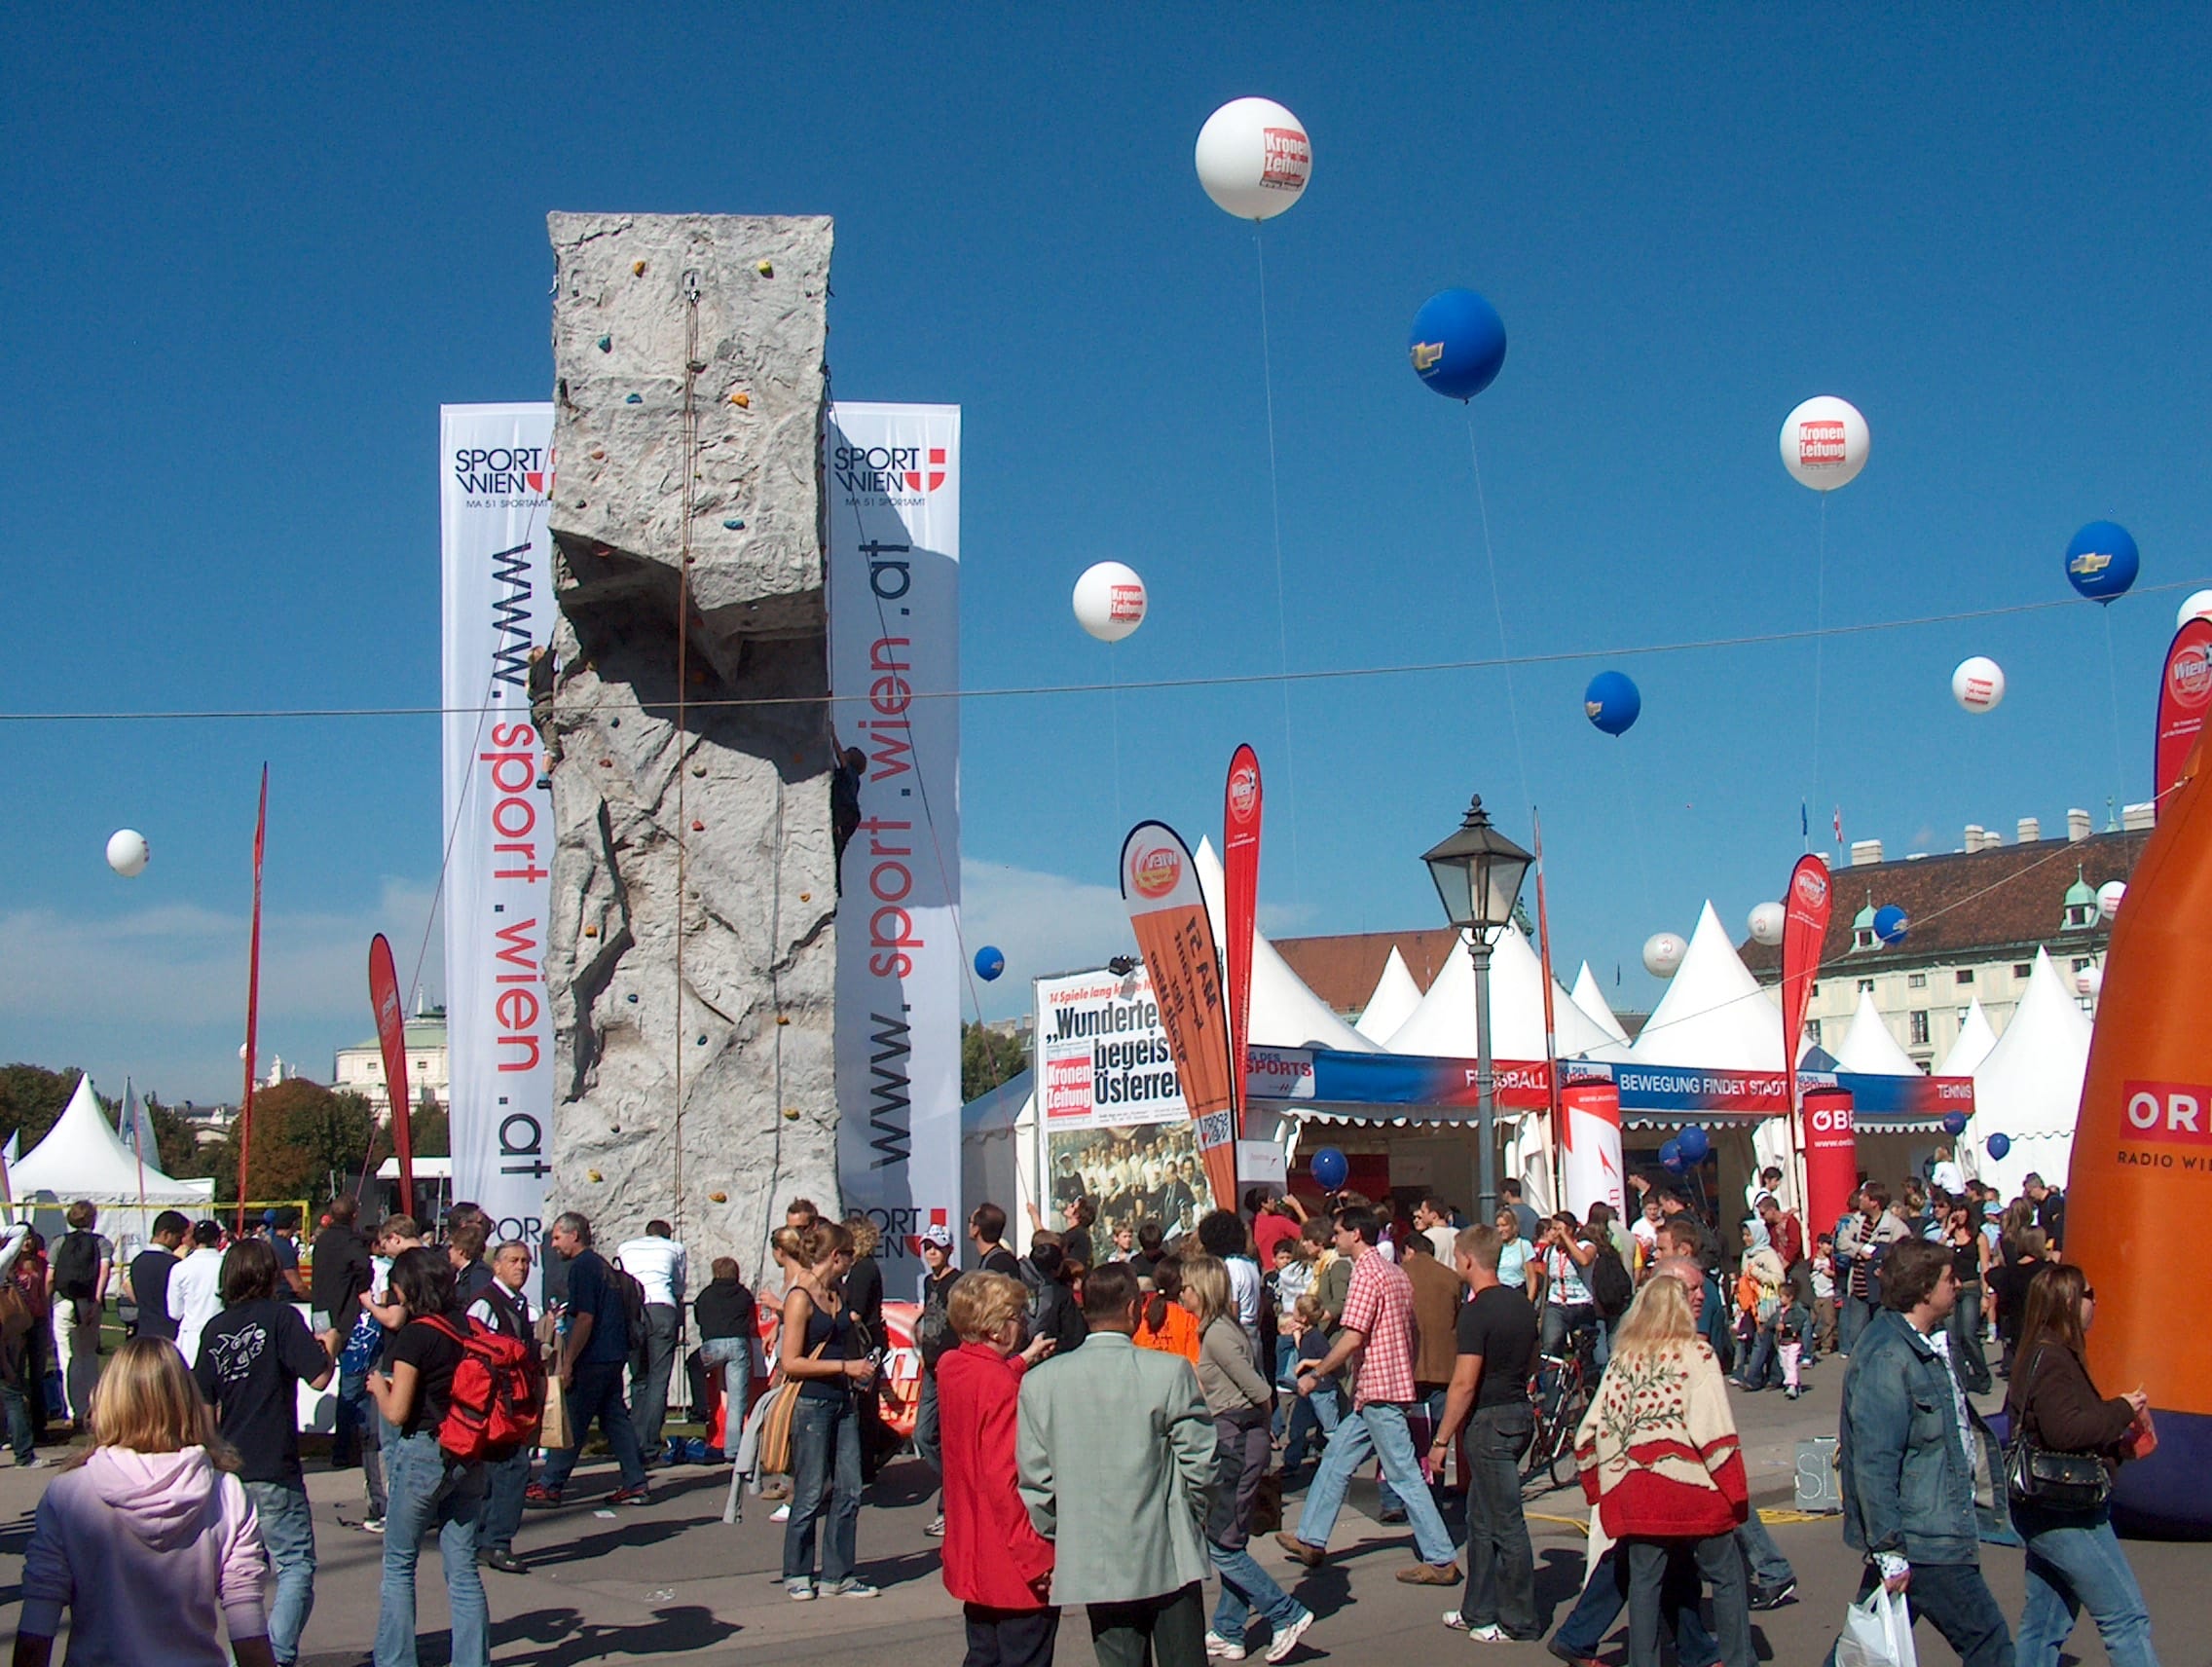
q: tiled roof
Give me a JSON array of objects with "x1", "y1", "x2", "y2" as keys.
[
  {"x1": 1737, "y1": 830, "x2": 2146, "y2": 980},
  {"x1": 1272, "y1": 928, "x2": 1463, "y2": 1016}
]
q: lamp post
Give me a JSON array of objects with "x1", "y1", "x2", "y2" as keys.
[{"x1": 1422, "y1": 795, "x2": 1534, "y2": 1222}]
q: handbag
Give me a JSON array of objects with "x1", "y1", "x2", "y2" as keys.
[
  {"x1": 2004, "y1": 1345, "x2": 2113, "y2": 1512},
  {"x1": 755, "y1": 1341, "x2": 828, "y2": 1476}
]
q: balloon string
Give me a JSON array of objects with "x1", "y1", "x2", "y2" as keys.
[
  {"x1": 1109, "y1": 640, "x2": 1124, "y2": 830},
  {"x1": 1465, "y1": 418, "x2": 1531, "y2": 818},
  {"x1": 2102, "y1": 607, "x2": 2126, "y2": 829},
  {"x1": 1253, "y1": 222, "x2": 1301, "y2": 902},
  {"x1": 1810, "y1": 492, "x2": 1827, "y2": 838}
]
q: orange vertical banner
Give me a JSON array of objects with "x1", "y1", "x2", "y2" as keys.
[{"x1": 1223, "y1": 747, "x2": 1262, "y2": 1137}]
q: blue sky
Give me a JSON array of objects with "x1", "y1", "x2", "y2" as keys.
[{"x1": 3, "y1": 7, "x2": 2206, "y2": 1102}]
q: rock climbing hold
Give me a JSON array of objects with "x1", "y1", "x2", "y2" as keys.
[
  {"x1": 722, "y1": 518, "x2": 744, "y2": 530},
  {"x1": 626, "y1": 992, "x2": 638, "y2": 1003},
  {"x1": 782, "y1": 1106, "x2": 800, "y2": 1121},
  {"x1": 625, "y1": 392, "x2": 643, "y2": 404},
  {"x1": 696, "y1": 1033, "x2": 708, "y2": 1046},
  {"x1": 589, "y1": 447, "x2": 606, "y2": 461},
  {"x1": 756, "y1": 259, "x2": 774, "y2": 277},
  {"x1": 583, "y1": 925, "x2": 600, "y2": 938},
  {"x1": 608, "y1": 717, "x2": 619, "y2": 728},
  {"x1": 596, "y1": 335, "x2": 611, "y2": 352},
  {"x1": 798, "y1": 892, "x2": 812, "y2": 904},
  {"x1": 599, "y1": 759, "x2": 612, "y2": 767},
  {"x1": 776, "y1": 1015, "x2": 791, "y2": 1026},
  {"x1": 709, "y1": 1191, "x2": 727, "y2": 1204},
  {"x1": 691, "y1": 819, "x2": 705, "y2": 833},
  {"x1": 730, "y1": 391, "x2": 751, "y2": 408},
  {"x1": 690, "y1": 764, "x2": 706, "y2": 777},
  {"x1": 632, "y1": 260, "x2": 646, "y2": 276},
  {"x1": 587, "y1": 1169, "x2": 604, "y2": 1182}
]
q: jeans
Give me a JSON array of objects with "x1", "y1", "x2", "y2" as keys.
[
  {"x1": 1839, "y1": 1291, "x2": 1880, "y2": 1353},
  {"x1": 2014, "y1": 1504, "x2": 2158, "y2": 1667},
  {"x1": 1541, "y1": 1301, "x2": 1597, "y2": 1363},
  {"x1": 1949, "y1": 1284, "x2": 1994, "y2": 1394},
  {"x1": 539, "y1": 1359, "x2": 648, "y2": 1493},
  {"x1": 631, "y1": 1304, "x2": 681, "y2": 1455},
  {"x1": 1737, "y1": 1513, "x2": 1793, "y2": 1590},
  {"x1": 1738, "y1": 1321, "x2": 1782, "y2": 1389},
  {"x1": 1088, "y1": 1582, "x2": 1204, "y2": 1667},
  {"x1": 247, "y1": 1480, "x2": 317, "y2": 1667},
  {"x1": 1291, "y1": 1399, "x2": 1457, "y2": 1567},
  {"x1": 964, "y1": 1603, "x2": 1060, "y2": 1667},
  {"x1": 1555, "y1": 1542, "x2": 1719, "y2": 1665},
  {"x1": 1627, "y1": 1535, "x2": 1751, "y2": 1667},
  {"x1": 339, "y1": 1368, "x2": 387, "y2": 1517},
  {"x1": 1209, "y1": 1539, "x2": 1304, "y2": 1640},
  {"x1": 701, "y1": 1336, "x2": 754, "y2": 1452},
  {"x1": 1211, "y1": 1416, "x2": 1299, "y2": 1640},
  {"x1": 0, "y1": 1380, "x2": 32, "y2": 1463},
  {"x1": 1272, "y1": 1337, "x2": 1298, "y2": 1438},
  {"x1": 784, "y1": 1393, "x2": 862, "y2": 1586},
  {"x1": 1282, "y1": 1376, "x2": 1334, "y2": 1472},
  {"x1": 477, "y1": 1448, "x2": 529, "y2": 1554},
  {"x1": 1462, "y1": 1402, "x2": 1537, "y2": 1636},
  {"x1": 1846, "y1": 1561, "x2": 2014, "y2": 1667},
  {"x1": 376, "y1": 1431, "x2": 487, "y2": 1667}
]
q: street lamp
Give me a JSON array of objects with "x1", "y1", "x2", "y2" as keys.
[{"x1": 1422, "y1": 794, "x2": 1534, "y2": 1221}]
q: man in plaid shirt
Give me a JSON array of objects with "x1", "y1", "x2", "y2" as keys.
[{"x1": 1276, "y1": 1205, "x2": 1463, "y2": 1584}]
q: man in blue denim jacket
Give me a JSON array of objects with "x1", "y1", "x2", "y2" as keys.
[{"x1": 1836, "y1": 1238, "x2": 2013, "y2": 1667}]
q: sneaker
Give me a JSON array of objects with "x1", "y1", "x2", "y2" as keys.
[
  {"x1": 830, "y1": 1578, "x2": 879, "y2": 1599},
  {"x1": 358, "y1": 1516, "x2": 386, "y2": 1534},
  {"x1": 1397, "y1": 1561, "x2": 1461, "y2": 1585},
  {"x1": 786, "y1": 1579, "x2": 815, "y2": 1602},
  {"x1": 1378, "y1": 1506, "x2": 1409, "y2": 1525},
  {"x1": 770, "y1": 1502, "x2": 791, "y2": 1523},
  {"x1": 15, "y1": 1456, "x2": 45, "y2": 1469},
  {"x1": 1467, "y1": 1624, "x2": 1510, "y2": 1644},
  {"x1": 1272, "y1": 1532, "x2": 1322, "y2": 1568},
  {"x1": 1442, "y1": 1611, "x2": 1470, "y2": 1631},
  {"x1": 608, "y1": 1484, "x2": 650, "y2": 1507},
  {"x1": 1265, "y1": 1611, "x2": 1315, "y2": 1663},
  {"x1": 1205, "y1": 1631, "x2": 1249, "y2": 1660},
  {"x1": 1749, "y1": 1577, "x2": 1797, "y2": 1611},
  {"x1": 1546, "y1": 1642, "x2": 1604, "y2": 1667},
  {"x1": 523, "y1": 1484, "x2": 563, "y2": 1508},
  {"x1": 924, "y1": 1514, "x2": 946, "y2": 1537}
]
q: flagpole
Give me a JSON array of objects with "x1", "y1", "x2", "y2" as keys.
[
  {"x1": 128, "y1": 1076, "x2": 145, "y2": 1216},
  {"x1": 1532, "y1": 808, "x2": 1565, "y2": 1209},
  {"x1": 235, "y1": 765, "x2": 269, "y2": 1232}
]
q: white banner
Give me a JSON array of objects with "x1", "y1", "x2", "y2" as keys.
[
  {"x1": 1034, "y1": 967, "x2": 1188, "y2": 1132},
  {"x1": 829, "y1": 403, "x2": 961, "y2": 1262},
  {"x1": 439, "y1": 405, "x2": 556, "y2": 1266}
]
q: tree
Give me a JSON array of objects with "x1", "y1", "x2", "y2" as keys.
[
  {"x1": 0, "y1": 1063, "x2": 82, "y2": 1151},
  {"x1": 205, "y1": 1080, "x2": 378, "y2": 1208},
  {"x1": 961, "y1": 1023, "x2": 1028, "y2": 1103}
]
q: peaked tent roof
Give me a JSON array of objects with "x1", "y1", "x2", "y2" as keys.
[
  {"x1": 1629, "y1": 901, "x2": 1786, "y2": 1070},
  {"x1": 1568, "y1": 961, "x2": 1632, "y2": 1045},
  {"x1": 1382, "y1": 924, "x2": 1625, "y2": 1060},
  {"x1": 1833, "y1": 991, "x2": 1921, "y2": 1076},
  {"x1": 11, "y1": 1076, "x2": 213, "y2": 1204},
  {"x1": 1967, "y1": 949, "x2": 2091, "y2": 1201},
  {"x1": 1938, "y1": 1000, "x2": 2000, "y2": 1078},
  {"x1": 1354, "y1": 946, "x2": 1424, "y2": 1041},
  {"x1": 1194, "y1": 840, "x2": 1382, "y2": 1055}
]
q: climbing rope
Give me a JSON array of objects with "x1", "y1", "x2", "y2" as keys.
[{"x1": 673, "y1": 268, "x2": 702, "y2": 1241}]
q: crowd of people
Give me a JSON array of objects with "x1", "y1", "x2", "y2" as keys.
[{"x1": 0, "y1": 1148, "x2": 2159, "y2": 1667}]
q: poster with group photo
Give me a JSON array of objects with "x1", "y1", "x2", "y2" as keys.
[{"x1": 1045, "y1": 1119, "x2": 1218, "y2": 1243}]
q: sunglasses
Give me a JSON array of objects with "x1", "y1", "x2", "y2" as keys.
[{"x1": 2083, "y1": 1287, "x2": 2096, "y2": 1300}]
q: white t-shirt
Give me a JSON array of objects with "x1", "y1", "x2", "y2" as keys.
[
  {"x1": 1424, "y1": 1224, "x2": 1458, "y2": 1263},
  {"x1": 1227, "y1": 1255, "x2": 1263, "y2": 1350},
  {"x1": 167, "y1": 1247, "x2": 227, "y2": 1367},
  {"x1": 1930, "y1": 1160, "x2": 1966, "y2": 1198},
  {"x1": 615, "y1": 1237, "x2": 689, "y2": 1308}
]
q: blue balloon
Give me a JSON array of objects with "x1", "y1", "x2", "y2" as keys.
[
  {"x1": 1584, "y1": 670, "x2": 1641, "y2": 736},
  {"x1": 1987, "y1": 1132, "x2": 2011, "y2": 1161},
  {"x1": 1873, "y1": 905, "x2": 1909, "y2": 945},
  {"x1": 1310, "y1": 1146, "x2": 1348, "y2": 1192},
  {"x1": 2065, "y1": 520, "x2": 2139, "y2": 603},
  {"x1": 974, "y1": 945, "x2": 1006, "y2": 982},
  {"x1": 1409, "y1": 289, "x2": 1507, "y2": 401},
  {"x1": 1677, "y1": 1125, "x2": 1710, "y2": 1163},
  {"x1": 1942, "y1": 1111, "x2": 1970, "y2": 1137},
  {"x1": 1659, "y1": 1138, "x2": 1684, "y2": 1172}
]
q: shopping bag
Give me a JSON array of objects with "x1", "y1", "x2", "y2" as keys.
[
  {"x1": 538, "y1": 1373, "x2": 573, "y2": 1451},
  {"x1": 2122, "y1": 1406, "x2": 2157, "y2": 1463},
  {"x1": 1834, "y1": 1586, "x2": 1918, "y2": 1667}
]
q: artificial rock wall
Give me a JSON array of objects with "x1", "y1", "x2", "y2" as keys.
[{"x1": 542, "y1": 212, "x2": 838, "y2": 1275}]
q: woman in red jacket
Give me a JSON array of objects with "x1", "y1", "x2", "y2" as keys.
[{"x1": 939, "y1": 1271, "x2": 1058, "y2": 1667}]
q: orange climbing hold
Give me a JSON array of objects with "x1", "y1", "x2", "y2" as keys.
[
  {"x1": 730, "y1": 391, "x2": 751, "y2": 408},
  {"x1": 632, "y1": 260, "x2": 646, "y2": 276}
]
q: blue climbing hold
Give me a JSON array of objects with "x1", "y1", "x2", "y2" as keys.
[
  {"x1": 723, "y1": 518, "x2": 745, "y2": 531},
  {"x1": 626, "y1": 392, "x2": 644, "y2": 404},
  {"x1": 596, "y1": 335, "x2": 611, "y2": 352}
]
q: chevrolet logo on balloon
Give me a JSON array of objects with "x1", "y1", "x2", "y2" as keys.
[
  {"x1": 1412, "y1": 341, "x2": 1445, "y2": 375},
  {"x1": 2071, "y1": 551, "x2": 2114, "y2": 577}
]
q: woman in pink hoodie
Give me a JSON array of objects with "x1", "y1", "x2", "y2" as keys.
[{"x1": 16, "y1": 1335, "x2": 274, "y2": 1667}]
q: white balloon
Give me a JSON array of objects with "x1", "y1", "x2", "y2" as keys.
[
  {"x1": 1642, "y1": 932, "x2": 1687, "y2": 979},
  {"x1": 1951, "y1": 656, "x2": 2006, "y2": 714},
  {"x1": 239, "y1": 1043, "x2": 250, "y2": 1060},
  {"x1": 2098, "y1": 880, "x2": 2125, "y2": 921},
  {"x1": 1779, "y1": 395, "x2": 1870, "y2": 491},
  {"x1": 2178, "y1": 590, "x2": 2212, "y2": 631},
  {"x1": 1195, "y1": 97, "x2": 1311, "y2": 221},
  {"x1": 1748, "y1": 903, "x2": 1787, "y2": 947},
  {"x1": 105, "y1": 829, "x2": 150, "y2": 877},
  {"x1": 1073, "y1": 561, "x2": 1148, "y2": 643},
  {"x1": 2077, "y1": 963, "x2": 2104, "y2": 997}
]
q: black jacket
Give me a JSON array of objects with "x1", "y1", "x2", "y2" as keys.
[{"x1": 310, "y1": 1225, "x2": 371, "y2": 1328}]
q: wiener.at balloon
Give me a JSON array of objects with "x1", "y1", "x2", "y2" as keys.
[
  {"x1": 1073, "y1": 561, "x2": 1147, "y2": 643},
  {"x1": 1194, "y1": 97, "x2": 1310, "y2": 221},
  {"x1": 1583, "y1": 670, "x2": 1641, "y2": 736},
  {"x1": 1951, "y1": 656, "x2": 2005, "y2": 714},
  {"x1": 2065, "y1": 521, "x2": 2139, "y2": 602},
  {"x1": 1642, "y1": 933, "x2": 1685, "y2": 978},
  {"x1": 974, "y1": 945, "x2": 1005, "y2": 982},
  {"x1": 1779, "y1": 396, "x2": 1869, "y2": 491},
  {"x1": 1748, "y1": 903, "x2": 1786, "y2": 947},
  {"x1": 1408, "y1": 289, "x2": 1507, "y2": 401},
  {"x1": 1309, "y1": 1146, "x2": 1348, "y2": 1192},
  {"x1": 1872, "y1": 905, "x2": 1908, "y2": 945},
  {"x1": 1677, "y1": 1126, "x2": 1710, "y2": 1163},
  {"x1": 106, "y1": 829, "x2": 149, "y2": 877}
]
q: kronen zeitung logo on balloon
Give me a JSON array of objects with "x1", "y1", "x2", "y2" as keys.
[
  {"x1": 1131, "y1": 843, "x2": 1183, "y2": 901},
  {"x1": 1260, "y1": 126, "x2": 1309, "y2": 191},
  {"x1": 1796, "y1": 419, "x2": 1847, "y2": 469}
]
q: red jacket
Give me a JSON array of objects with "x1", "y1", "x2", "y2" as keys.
[{"x1": 938, "y1": 1342, "x2": 1053, "y2": 1610}]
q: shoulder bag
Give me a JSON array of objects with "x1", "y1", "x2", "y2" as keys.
[
  {"x1": 755, "y1": 1339, "x2": 828, "y2": 1477},
  {"x1": 2004, "y1": 1344, "x2": 2112, "y2": 1512}
]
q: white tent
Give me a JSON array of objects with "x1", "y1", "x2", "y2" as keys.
[
  {"x1": 1967, "y1": 948, "x2": 2091, "y2": 1202},
  {"x1": 1568, "y1": 960, "x2": 1632, "y2": 1046},
  {"x1": 1938, "y1": 1001, "x2": 2000, "y2": 1078},
  {"x1": 1194, "y1": 839, "x2": 1382, "y2": 1055},
  {"x1": 1832, "y1": 991, "x2": 1920, "y2": 1076},
  {"x1": 1628, "y1": 902, "x2": 1785, "y2": 1069},
  {"x1": 11, "y1": 1076, "x2": 212, "y2": 1206},
  {"x1": 1353, "y1": 946, "x2": 1423, "y2": 1042},
  {"x1": 1382, "y1": 923, "x2": 1624, "y2": 1060}
]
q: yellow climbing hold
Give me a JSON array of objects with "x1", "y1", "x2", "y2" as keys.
[
  {"x1": 709, "y1": 1191, "x2": 727, "y2": 1204},
  {"x1": 782, "y1": 1106, "x2": 800, "y2": 1121},
  {"x1": 798, "y1": 892, "x2": 812, "y2": 903},
  {"x1": 587, "y1": 1169, "x2": 604, "y2": 1182},
  {"x1": 632, "y1": 260, "x2": 646, "y2": 277},
  {"x1": 756, "y1": 259, "x2": 774, "y2": 277},
  {"x1": 730, "y1": 391, "x2": 751, "y2": 408},
  {"x1": 776, "y1": 1015, "x2": 791, "y2": 1026}
]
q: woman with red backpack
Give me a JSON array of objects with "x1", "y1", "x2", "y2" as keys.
[{"x1": 365, "y1": 1246, "x2": 489, "y2": 1667}]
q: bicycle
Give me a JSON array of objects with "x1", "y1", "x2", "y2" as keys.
[{"x1": 1520, "y1": 1324, "x2": 1600, "y2": 1496}]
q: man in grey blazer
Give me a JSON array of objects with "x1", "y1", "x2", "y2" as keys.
[{"x1": 1018, "y1": 1262, "x2": 1218, "y2": 1667}]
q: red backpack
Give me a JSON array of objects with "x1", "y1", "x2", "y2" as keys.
[{"x1": 411, "y1": 1315, "x2": 544, "y2": 1463}]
